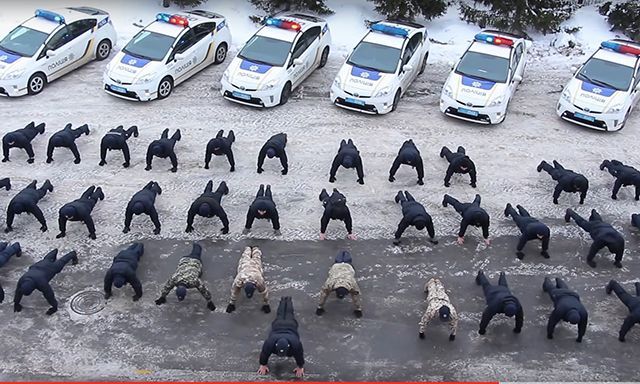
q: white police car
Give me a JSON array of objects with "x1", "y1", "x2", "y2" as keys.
[
  {"x1": 440, "y1": 30, "x2": 530, "y2": 124},
  {"x1": 557, "y1": 40, "x2": 640, "y2": 132},
  {"x1": 330, "y1": 20, "x2": 430, "y2": 114},
  {"x1": 221, "y1": 14, "x2": 331, "y2": 107},
  {"x1": 0, "y1": 7, "x2": 116, "y2": 97},
  {"x1": 103, "y1": 10, "x2": 231, "y2": 101}
]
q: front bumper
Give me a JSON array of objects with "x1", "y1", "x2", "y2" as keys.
[
  {"x1": 556, "y1": 98, "x2": 624, "y2": 132},
  {"x1": 330, "y1": 84, "x2": 394, "y2": 115},
  {"x1": 0, "y1": 77, "x2": 28, "y2": 97},
  {"x1": 220, "y1": 77, "x2": 279, "y2": 108},
  {"x1": 103, "y1": 73, "x2": 156, "y2": 102},
  {"x1": 439, "y1": 93, "x2": 506, "y2": 125}
]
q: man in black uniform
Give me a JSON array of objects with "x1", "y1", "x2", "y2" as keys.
[
  {"x1": 56, "y1": 186, "x2": 105, "y2": 240},
  {"x1": 565, "y1": 208, "x2": 624, "y2": 268},
  {"x1": 389, "y1": 140, "x2": 424, "y2": 185},
  {"x1": 2, "y1": 121, "x2": 46, "y2": 163},
  {"x1": 104, "y1": 243, "x2": 144, "y2": 301},
  {"x1": 5, "y1": 180, "x2": 53, "y2": 233},
  {"x1": 99, "y1": 125, "x2": 138, "y2": 168},
  {"x1": 123, "y1": 181, "x2": 162, "y2": 235},
  {"x1": 14, "y1": 249, "x2": 78, "y2": 315},
  {"x1": 186, "y1": 181, "x2": 229, "y2": 234},
  {"x1": 537, "y1": 160, "x2": 589, "y2": 204},
  {"x1": 243, "y1": 184, "x2": 280, "y2": 235},
  {"x1": 543, "y1": 277, "x2": 588, "y2": 342},
  {"x1": 319, "y1": 188, "x2": 355, "y2": 240},
  {"x1": 329, "y1": 139, "x2": 364, "y2": 185},
  {"x1": 46, "y1": 123, "x2": 90, "y2": 164},
  {"x1": 257, "y1": 133, "x2": 288, "y2": 175},
  {"x1": 605, "y1": 279, "x2": 640, "y2": 342},
  {"x1": 145, "y1": 128, "x2": 181, "y2": 173},
  {"x1": 600, "y1": 159, "x2": 640, "y2": 200},
  {"x1": 440, "y1": 145, "x2": 477, "y2": 188},
  {"x1": 258, "y1": 296, "x2": 305, "y2": 378},
  {"x1": 504, "y1": 203, "x2": 550, "y2": 259},
  {"x1": 393, "y1": 191, "x2": 437, "y2": 245},
  {"x1": 443, "y1": 194, "x2": 490, "y2": 245},
  {"x1": 0, "y1": 178, "x2": 10, "y2": 191},
  {"x1": 0, "y1": 241, "x2": 21, "y2": 303},
  {"x1": 476, "y1": 270, "x2": 523, "y2": 335},
  {"x1": 205, "y1": 129, "x2": 235, "y2": 172}
]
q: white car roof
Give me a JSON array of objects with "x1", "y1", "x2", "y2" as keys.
[
  {"x1": 145, "y1": 21, "x2": 186, "y2": 38},
  {"x1": 21, "y1": 17, "x2": 61, "y2": 34},
  {"x1": 21, "y1": 8, "x2": 103, "y2": 35},
  {"x1": 255, "y1": 14, "x2": 324, "y2": 43},
  {"x1": 593, "y1": 48, "x2": 637, "y2": 68},
  {"x1": 256, "y1": 25, "x2": 300, "y2": 43},
  {"x1": 468, "y1": 41, "x2": 512, "y2": 59},
  {"x1": 362, "y1": 31, "x2": 405, "y2": 50}
]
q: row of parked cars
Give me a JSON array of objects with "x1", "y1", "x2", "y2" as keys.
[{"x1": 0, "y1": 7, "x2": 638, "y2": 131}]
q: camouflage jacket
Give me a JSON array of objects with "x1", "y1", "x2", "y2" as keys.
[
  {"x1": 160, "y1": 257, "x2": 212, "y2": 301},
  {"x1": 230, "y1": 247, "x2": 269, "y2": 304},
  {"x1": 419, "y1": 278, "x2": 458, "y2": 335},
  {"x1": 318, "y1": 263, "x2": 362, "y2": 310}
]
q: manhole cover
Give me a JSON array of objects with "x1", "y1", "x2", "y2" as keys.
[{"x1": 70, "y1": 290, "x2": 106, "y2": 315}]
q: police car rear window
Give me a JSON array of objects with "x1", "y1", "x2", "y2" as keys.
[
  {"x1": 0, "y1": 25, "x2": 48, "y2": 57},
  {"x1": 347, "y1": 41, "x2": 401, "y2": 74},
  {"x1": 577, "y1": 57, "x2": 634, "y2": 91},
  {"x1": 123, "y1": 30, "x2": 175, "y2": 61},
  {"x1": 456, "y1": 51, "x2": 509, "y2": 83}
]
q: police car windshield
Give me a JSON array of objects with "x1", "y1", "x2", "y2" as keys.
[
  {"x1": 123, "y1": 30, "x2": 174, "y2": 61},
  {"x1": 238, "y1": 35, "x2": 292, "y2": 67},
  {"x1": 0, "y1": 26, "x2": 48, "y2": 57},
  {"x1": 577, "y1": 58, "x2": 633, "y2": 91},
  {"x1": 456, "y1": 51, "x2": 509, "y2": 83},
  {"x1": 347, "y1": 42, "x2": 401, "y2": 74}
]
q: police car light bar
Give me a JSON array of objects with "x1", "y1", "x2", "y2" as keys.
[
  {"x1": 475, "y1": 33, "x2": 514, "y2": 46},
  {"x1": 265, "y1": 18, "x2": 301, "y2": 31},
  {"x1": 35, "y1": 9, "x2": 65, "y2": 24},
  {"x1": 370, "y1": 23, "x2": 408, "y2": 37},
  {"x1": 156, "y1": 13, "x2": 189, "y2": 27},
  {"x1": 601, "y1": 41, "x2": 640, "y2": 56}
]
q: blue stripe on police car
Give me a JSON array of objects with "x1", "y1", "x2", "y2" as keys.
[
  {"x1": 240, "y1": 59, "x2": 271, "y2": 74},
  {"x1": 351, "y1": 66, "x2": 381, "y2": 81},
  {"x1": 121, "y1": 54, "x2": 151, "y2": 68},
  {"x1": 580, "y1": 81, "x2": 615, "y2": 97},
  {"x1": 461, "y1": 76, "x2": 495, "y2": 90}
]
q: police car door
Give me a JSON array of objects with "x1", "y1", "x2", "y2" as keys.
[
  {"x1": 191, "y1": 22, "x2": 217, "y2": 65},
  {"x1": 43, "y1": 20, "x2": 96, "y2": 80},
  {"x1": 509, "y1": 43, "x2": 524, "y2": 95},
  {"x1": 399, "y1": 33, "x2": 420, "y2": 90},
  {"x1": 288, "y1": 29, "x2": 313, "y2": 87},
  {"x1": 38, "y1": 25, "x2": 72, "y2": 80},
  {"x1": 168, "y1": 29, "x2": 198, "y2": 85},
  {"x1": 632, "y1": 65, "x2": 640, "y2": 109}
]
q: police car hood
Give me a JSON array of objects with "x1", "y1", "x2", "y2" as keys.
[
  {"x1": 226, "y1": 56, "x2": 283, "y2": 90},
  {"x1": 106, "y1": 51, "x2": 164, "y2": 84},
  {"x1": 565, "y1": 77, "x2": 627, "y2": 114},
  {"x1": 447, "y1": 71, "x2": 507, "y2": 107},
  {"x1": 0, "y1": 50, "x2": 28, "y2": 76},
  {"x1": 336, "y1": 63, "x2": 393, "y2": 97}
]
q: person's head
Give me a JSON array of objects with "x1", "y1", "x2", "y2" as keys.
[
  {"x1": 413, "y1": 217, "x2": 427, "y2": 231},
  {"x1": 573, "y1": 176, "x2": 588, "y2": 191},
  {"x1": 198, "y1": 203, "x2": 212, "y2": 217},
  {"x1": 266, "y1": 148, "x2": 276, "y2": 159},
  {"x1": 565, "y1": 309, "x2": 580, "y2": 325},
  {"x1": 244, "y1": 282, "x2": 256, "y2": 298},
  {"x1": 113, "y1": 275, "x2": 126, "y2": 288},
  {"x1": 342, "y1": 155, "x2": 354, "y2": 168},
  {"x1": 258, "y1": 209, "x2": 267, "y2": 216},
  {"x1": 20, "y1": 279, "x2": 36, "y2": 296},
  {"x1": 275, "y1": 338, "x2": 290, "y2": 356},
  {"x1": 176, "y1": 284, "x2": 188, "y2": 301},
  {"x1": 335, "y1": 287, "x2": 349, "y2": 299},
  {"x1": 12, "y1": 202, "x2": 25, "y2": 213},
  {"x1": 439, "y1": 305, "x2": 451, "y2": 322},
  {"x1": 472, "y1": 211, "x2": 486, "y2": 226},
  {"x1": 5, "y1": 133, "x2": 15, "y2": 145},
  {"x1": 459, "y1": 157, "x2": 472, "y2": 171},
  {"x1": 533, "y1": 223, "x2": 550, "y2": 239},
  {"x1": 132, "y1": 202, "x2": 145, "y2": 215},
  {"x1": 151, "y1": 143, "x2": 163, "y2": 156},
  {"x1": 503, "y1": 302, "x2": 517, "y2": 317},
  {"x1": 60, "y1": 205, "x2": 76, "y2": 219}
]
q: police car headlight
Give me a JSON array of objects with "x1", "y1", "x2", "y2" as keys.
[
  {"x1": 260, "y1": 79, "x2": 278, "y2": 91},
  {"x1": 2, "y1": 68, "x2": 25, "y2": 80},
  {"x1": 561, "y1": 88, "x2": 572, "y2": 102},
  {"x1": 135, "y1": 72, "x2": 157, "y2": 85},
  {"x1": 607, "y1": 103, "x2": 624, "y2": 114},
  {"x1": 333, "y1": 75, "x2": 342, "y2": 89},
  {"x1": 375, "y1": 86, "x2": 391, "y2": 97},
  {"x1": 488, "y1": 94, "x2": 505, "y2": 107},
  {"x1": 442, "y1": 84, "x2": 453, "y2": 98}
]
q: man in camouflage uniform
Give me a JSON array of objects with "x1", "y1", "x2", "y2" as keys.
[
  {"x1": 154, "y1": 243, "x2": 215, "y2": 311},
  {"x1": 315, "y1": 250, "x2": 362, "y2": 318},
  {"x1": 226, "y1": 246, "x2": 271, "y2": 314},
  {"x1": 419, "y1": 278, "x2": 458, "y2": 341}
]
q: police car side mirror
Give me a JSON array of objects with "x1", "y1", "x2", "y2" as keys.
[
  {"x1": 513, "y1": 74, "x2": 523, "y2": 83},
  {"x1": 293, "y1": 58, "x2": 304, "y2": 66},
  {"x1": 402, "y1": 64, "x2": 413, "y2": 73},
  {"x1": 46, "y1": 49, "x2": 57, "y2": 58},
  {"x1": 174, "y1": 53, "x2": 186, "y2": 61},
  {"x1": 570, "y1": 66, "x2": 578, "y2": 74}
]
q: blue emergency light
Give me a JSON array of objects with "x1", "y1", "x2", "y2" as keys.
[
  {"x1": 35, "y1": 9, "x2": 65, "y2": 24},
  {"x1": 370, "y1": 23, "x2": 408, "y2": 37},
  {"x1": 156, "y1": 13, "x2": 171, "y2": 23},
  {"x1": 474, "y1": 32, "x2": 514, "y2": 46},
  {"x1": 601, "y1": 40, "x2": 640, "y2": 56},
  {"x1": 265, "y1": 18, "x2": 301, "y2": 31}
]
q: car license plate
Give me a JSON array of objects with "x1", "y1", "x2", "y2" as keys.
[
  {"x1": 345, "y1": 97, "x2": 365, "y2": 106},
  {"x1": 458, "y1": 107, "x2": 479, "y2": 117},
  {"x1": 575, "y1": 112, "x2": 595, "y2": 122},
  {"x1": 232, "y1": 91, "x2": 251, "y2": 100},
  {"x1": 110, "y1": 85, "x2": 127, "y2": 94}
]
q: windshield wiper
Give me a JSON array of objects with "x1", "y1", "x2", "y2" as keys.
[
  {"x1": 0, "y1": 45, "x2": 22, "y2": 56},
  {"x1": 238, "y1": 55, "x2": 274, "y2": 66},
  {"x1": 578, "y1": 72, "x2": 619, "y2": 90},
  {"x1": 347, "y1": 60, "x2": 384, "y2": 73},
  {"x1": 456, "y1": 70, "x2": 496, "y2": 83},
  {"x1": 122, "y1": 48, "x2": 154, "y2": 61}
]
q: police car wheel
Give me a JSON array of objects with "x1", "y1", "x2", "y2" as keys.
[
  {"x1": 419, "y1": 53, "x2": 429, "y2": 75},
  {"x1": 157, "y1": 77, "x2": 173, "y2": 99},
  {"x1": 318, "y1": 46, "x2": 330, "y2": 69},
  {"x1": 27, "y1": 73, "x2": 46, "y2": 95},
  {"x1": 279, "y1": 82, "x2": 292, "y2": 106},
  {"x1": 214, "y1": 43, "x2": 227, "y2": 64},
  {"x1": 96, "y1": 40, "x2": 111, "y2": 61},
  {"x1": 391, "y1": 89, "x2": 401, "y2": 112}
]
